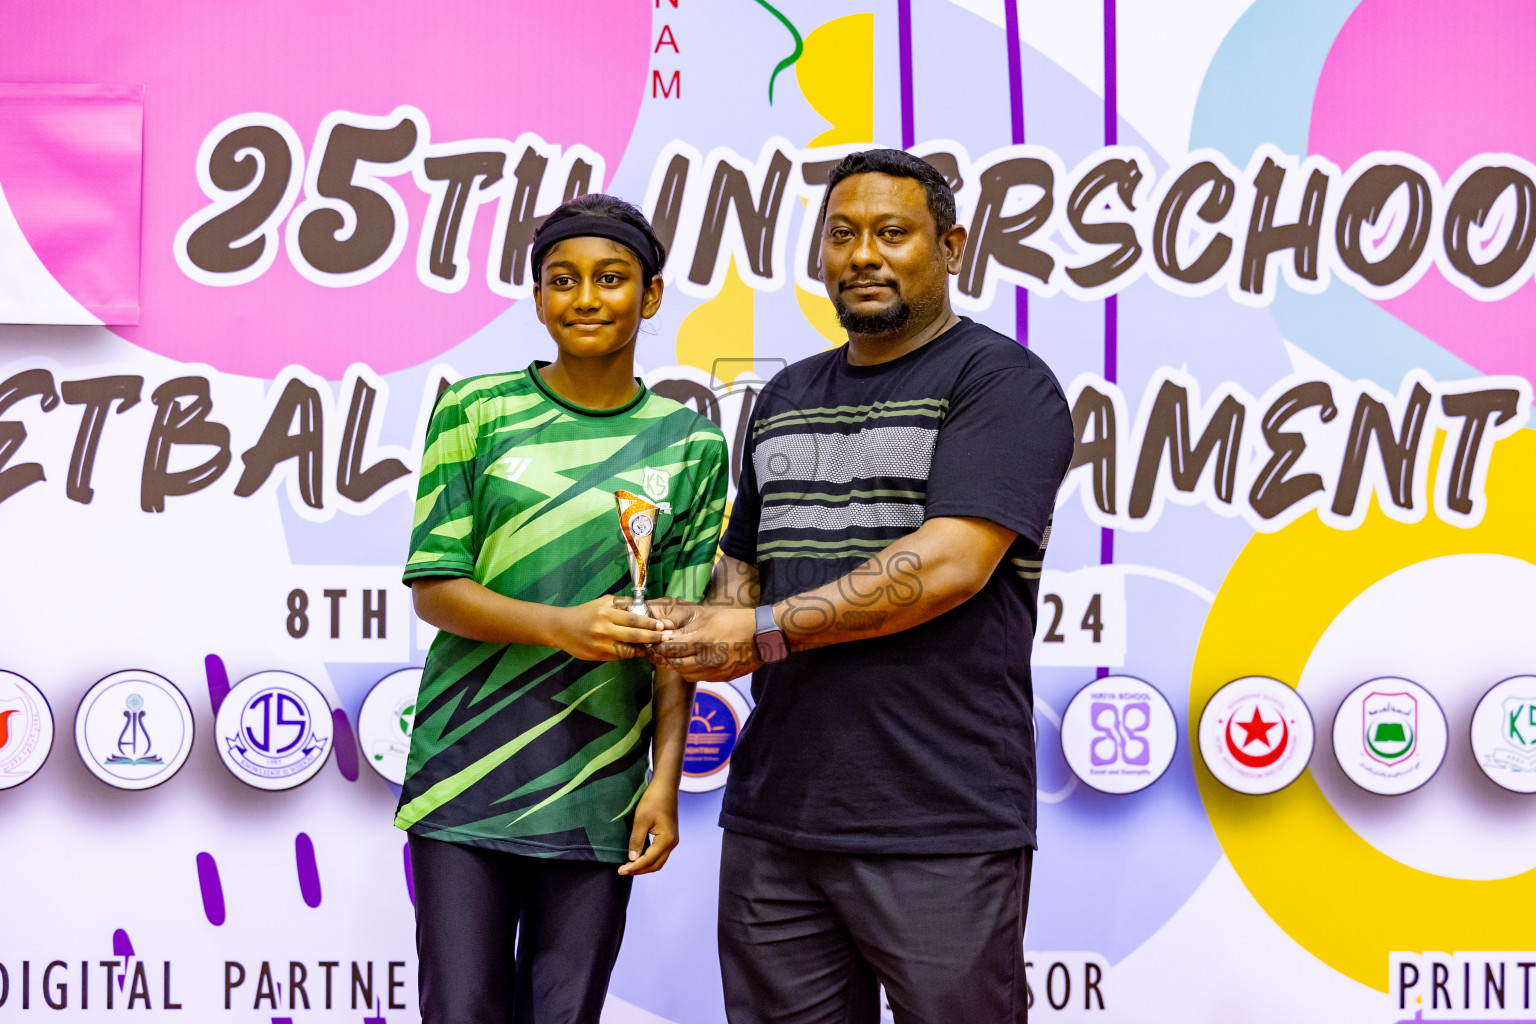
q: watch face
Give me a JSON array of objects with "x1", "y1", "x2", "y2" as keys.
[{"x1": 755, "y1": 629, "x2": 788, "y2": 663}]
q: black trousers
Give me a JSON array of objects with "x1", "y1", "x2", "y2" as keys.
[
  {"x1": 408, "y1": 833, "x2": 633, "y2": 1024},
  {"x1": 719, "y1": 831, "x2": 1033, "y2": 1024}
]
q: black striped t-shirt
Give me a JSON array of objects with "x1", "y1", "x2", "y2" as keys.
[{"x1": 719, "y1": 317, "x2": 1074, "y2": 854}]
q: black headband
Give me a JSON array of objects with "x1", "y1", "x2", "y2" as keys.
[{"x1": 530, "y1": 214, "x2": 660, "y2": 284}]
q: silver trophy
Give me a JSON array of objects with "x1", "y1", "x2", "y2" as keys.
[{"x1": 614, "y1": 489, "x2": 658, "y2": 616}]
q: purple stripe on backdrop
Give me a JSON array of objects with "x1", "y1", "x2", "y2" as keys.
[
  {"x1": 1004, "y1": 0, "x2": 1025, "y2": 143},
  {"x1": 898, "y1": 0, "x2": 915, "y2": 149},
  {"x1": 295, "y1": 832, "x2": 323, "y2": 908},
  {"x1": 195, "y1": 852, "x2": 226, "y2": 926},
  {"x1": 204, "y1": 653, "x2": 230, "y2": 715},
  {"x1": 1103, "y1": 0, "x2": 1119, "y2": 147},
  {"x1": 403, "y1": 842, "x2": 415, "y2": 905},
  {"x1": 1102, "y1": 0, "x2": 1119, "y2": 385},
  {"x1": 332, "y1": 707, "x2": 359, "y2": 781},
  {"x1": 1004, "y1": 0, "x2": 1029, "y2": 346},
  {"x1": 1097, "y1": 0, "x2": 1118, "y2": 679},
  {"x1": 112, "y1": 928, "x2": 134, "y2": 957},
  {"x1": 1104, "y1": 293, "x2": 1118, "y2": 384}
]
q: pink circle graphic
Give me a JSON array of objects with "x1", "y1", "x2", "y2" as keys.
[
  {"x1": 1310, "y1": 0, "x2": 1536, "y2": 382},
  {"x1": 0, "y1": 1, "x2": 651, "y2": 377}
]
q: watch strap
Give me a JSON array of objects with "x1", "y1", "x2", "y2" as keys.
[{"x1": 753, "y1": 604, "x2": 789, "y2": 663}]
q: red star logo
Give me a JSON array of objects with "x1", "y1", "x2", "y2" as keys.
[{"x1": 1236, "y1": 707, "x2": 1277, "y2": 748}]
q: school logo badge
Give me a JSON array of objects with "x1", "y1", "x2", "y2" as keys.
[
  {"x1": 1471, "y1": 676, "x2": 1536, "y2": 793},
  {"x1": 75, "y1": 670, "x2": 195, "y2": 790},
  {"x1": 1060, "y1": 676, "x2": 1178, "y2": 795},
  {"x1": 642, "y1": 466, "x2": 670, "y2": 504},
  {"x1": 1198, "y1": 676, "x2": 1314, "y2": 794},
  {"x1": 679, "y1": 681, "x2": 751, "y2": 794},
  {"x1": 1330, "y1": 678, "x2": 1446, "y2": 796},
  {"x1": 1363, "y1": 691, "x2": 1416, "y2": 763},
  {"x1": 0, "y1": 670, "x2": 53, "y2": 789},
  {"x1": 358, "y1": 667, "x2": 421, "y2": 785},
  {"x1": 215, "y1": 671, "x2": 332, "y2": 790}
]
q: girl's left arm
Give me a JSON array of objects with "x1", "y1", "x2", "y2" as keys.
[
  {"x1": 618, "y1": 434, "x2": 728, "y2": 874},
  {"x1": 619, "y1": 667, "x2": 694, "y2": 875}
]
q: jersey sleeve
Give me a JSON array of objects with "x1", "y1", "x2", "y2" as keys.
[
  {"x1": 663, "y1": 432, "x2": 729, "y2": 602},
  {"x1": 923, "y1": 364, "x2": 1074, "y2": 546},
  {"x1": 403, "y1": 387, "x2": 480, "y2": 583}
]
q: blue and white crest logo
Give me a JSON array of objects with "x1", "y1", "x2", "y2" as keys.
[
  {"x1": 215, "y1": 671, "x2": 332, "y2": 790},
  {"x1": 75, "y1": 670, "x2": 194, "y2": 790},
  {"x1": 679, "y1": 681, "x2": 751, "y2": 794}
]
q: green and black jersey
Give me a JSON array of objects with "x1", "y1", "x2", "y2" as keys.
[{"x1": 395, "y1": 362, "x2": 727, "y2": 861}]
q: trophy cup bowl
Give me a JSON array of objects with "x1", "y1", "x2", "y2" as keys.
[{"x1": 614, "y1": 490, "x2": 658, "y2": 617}]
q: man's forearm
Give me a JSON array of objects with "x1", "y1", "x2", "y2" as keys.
[
  {"x1": 651, "y1": 519, "x2": 1014, "y2": 681},
  {"x1": 702, "y1": 552, "x2": 760, "y2": 609},
  {"x1": 773, "y1": 516, "x2": 1016, "y2": 650}
]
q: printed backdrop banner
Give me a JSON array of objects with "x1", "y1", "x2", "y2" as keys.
[{"x1": 1, "y1": 1, "x2": 1534, "y2": 1022}]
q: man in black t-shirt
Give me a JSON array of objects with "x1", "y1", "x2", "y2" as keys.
[{"x1": 655, "y1": 149, "x2": 1074, "y2": 1024}]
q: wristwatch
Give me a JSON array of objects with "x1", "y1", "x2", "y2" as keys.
[{"x1": 753, "y1": 604, "x2": 789, "y2": 663}]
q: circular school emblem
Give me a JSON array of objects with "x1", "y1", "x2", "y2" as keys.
[
  {"x1": 75, "y1": 669, "x2": 195, "y2": 790},
  {"x1": 679, "y1": 681, "x2": 751, "y2": 793},
  {"x1": 1471, "y1": 676, "x2": 1536, "y2": 794},
  {"x1": 1198, "y1": 676, "x2": 1314, "y2": 795},
  {"x1": 1331, "y1": 677, "x2": 1446, "y2": 796},
  {"x1": 0, "y1": 671, "x2": 54, "y2": 789},
  {"x1": 1060, "y1": 676, "x2": 1178, "y2": 795},
  {"x1": 358, "y1": 667, "x2": 421, "y2": 785},
  {"x1": 216, "y1": 671, "x2": 332, "y2": 790}
]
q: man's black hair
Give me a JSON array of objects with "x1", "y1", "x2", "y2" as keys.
[
  {"x1": 533, "y1": 192, "x2": 668, "y2": 284},
  {"x1": 819, "y1": 148, "x2": 957, "y2": 238}
]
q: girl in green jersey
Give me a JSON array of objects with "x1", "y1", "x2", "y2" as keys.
[{"x1": 400, "y1": 193, "x2": 728, "y2": 1024}]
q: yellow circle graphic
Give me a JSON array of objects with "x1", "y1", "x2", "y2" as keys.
[{"x1": 1191, "y1": 430, "x2": 1536, "y2": 991}]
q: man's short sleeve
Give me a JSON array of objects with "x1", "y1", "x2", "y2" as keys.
[
  {"x1": 718, "y1": 413, "x2": 762, "y2": 564},
  {"x1": 403, "y1": 387, "x2": 480, "y2": 583},
  {"x1": 923, "y1": 364, "x2": 1074, "y2": 546}
]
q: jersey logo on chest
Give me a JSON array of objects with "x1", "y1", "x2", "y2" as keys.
[
  {"x1": 643, "y1": 466, "x2": 670, "y2": 503},
  {"x1": 489, "y1": 454, "x2": 533, "y2": 483}
]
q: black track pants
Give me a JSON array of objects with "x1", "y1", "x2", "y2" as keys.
[{"x1": 409, "y1": 833, "x2": 633, "y2": 1024}]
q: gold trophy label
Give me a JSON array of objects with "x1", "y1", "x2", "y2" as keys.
[{"x1": 615, "y1": 489, "x2": 658, "y2": 615}]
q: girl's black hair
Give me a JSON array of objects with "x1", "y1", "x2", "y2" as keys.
[{"x1": 532, "y1": 193, "x2": 668, "y2": 284}]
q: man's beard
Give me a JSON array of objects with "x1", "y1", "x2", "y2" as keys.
[{"x1": 831, "y1": 292, "x2": 912, "y2": 334}]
